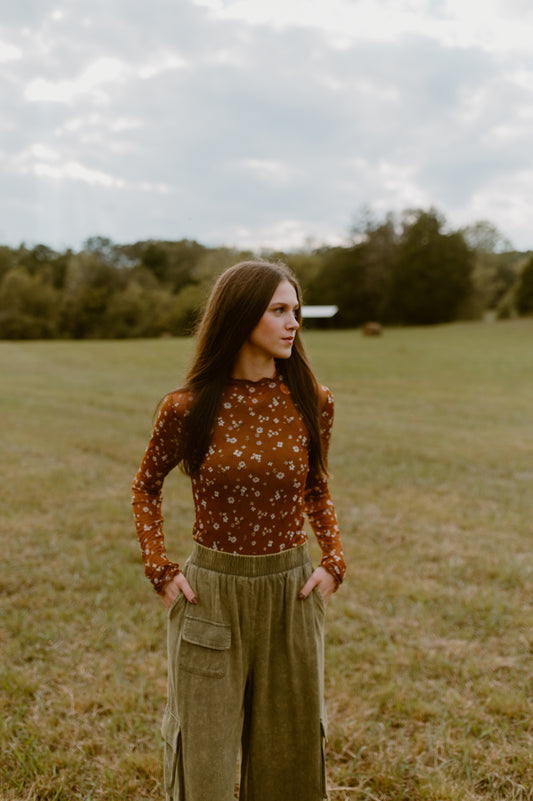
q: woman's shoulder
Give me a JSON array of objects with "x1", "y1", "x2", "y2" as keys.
[
  {"x1": 158, "y1": 388, "x2": 195, "y2": 419},
  {"x1": 317, "y1": 383, "x2": 334, "y2": 412}
]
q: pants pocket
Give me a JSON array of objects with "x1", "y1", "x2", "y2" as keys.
[
  {"x1": 161, "y1": 708, "x2": 184, "y2": 800},
  {"x1": 179, "y1": 615, "x2": 231, "y2": 679},
  {"x1": 168, "y1": 591, "x2": 186, "y2": 619},
  {"x1": 312, "y1": 585, "x2": 327, "y2": 616}
]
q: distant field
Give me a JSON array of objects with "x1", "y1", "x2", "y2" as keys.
[{"x1": 1, "y1": 321, "x2": 532, "y2": 801}]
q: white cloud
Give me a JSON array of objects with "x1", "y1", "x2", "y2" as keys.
[
  {"x1": 24, "y1": 57, "x2": 127, "y2": 103},
  {"x1": 461, "y1": 169, "x2": 533, "y2": 248},
  {"x1": 137, "y1": 51, "x2": 189, "y2": 80},
  {"x1": 239, "y1": 158, "x2": 297, "y2": 184},
  {"x1": 377, "y1": 161, "x2": 431, "y2": 207},
  {"x1": 14, "y1": 148, "x2": 125, "y2": 187},
  {"x1": 10, "y1": 141, "x2": 174, "y2": 194},
  {"x1": 0, "y1": 0, "x2": 532, "y2": 251},
  {"x1": 57, "y1": 113, "x2": 142, "y2": 136},
  {"x1": 0, "y1": 39, "x2": 22, "y2": 62},
  {"x1": 191, "y1": 0, "x2": 533, "y2": 54},
  {"x1": 25, "y1": 143, "x2": 60, "y2": 162},
  {"x1": 216, "y1": 218, "x2": 347, "y2": 251},
  {"x1": 443, "y1": 0, "x2": 533, "y2": 53},
  {"x1": 509, "y1": 68, "x2": 533, "y2": 93},
  {"x1": 36, "y1": 161, "x2": 123, "y2": 187}
]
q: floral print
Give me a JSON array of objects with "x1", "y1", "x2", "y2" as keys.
[{"x1": 132, "y1": 374, "x2": 345, "y2": 592}]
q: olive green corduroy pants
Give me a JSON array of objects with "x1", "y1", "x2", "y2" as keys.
[{"x1": 162, "y1": 542, "x2": 328, "y2": 801}]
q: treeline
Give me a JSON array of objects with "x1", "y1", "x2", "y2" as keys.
[{"x1": 0, "y1": 208, "x2": 532, "y2": 339}]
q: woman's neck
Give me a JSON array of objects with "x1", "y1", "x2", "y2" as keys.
[{"x1": 231, "y1": 350, "x2": 277, "y2": 382}]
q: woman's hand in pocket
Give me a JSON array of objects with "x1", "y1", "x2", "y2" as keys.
[
  {"x1": 298, "y1": 566, "x2": 336, "y2": 606},
  {"x1": 160, "y1": 572, "x2": 198, "y2": 611}
]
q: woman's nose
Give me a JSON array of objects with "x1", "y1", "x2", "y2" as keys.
[{"x1": 287, "y1": 313, "x2": 299, "y2": 329}]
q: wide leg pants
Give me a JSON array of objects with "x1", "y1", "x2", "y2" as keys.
[{"x1": 162, "y1": 542, "x2": 328, "y2": 801}]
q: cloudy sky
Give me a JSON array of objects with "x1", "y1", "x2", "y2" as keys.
[{"x1": 1, "y1": 0, "x2": 532, "y2": 253}]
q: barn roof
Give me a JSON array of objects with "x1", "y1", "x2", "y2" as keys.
[{"x1": 302, "y1": 305, "x2": 339, "y2": 319}]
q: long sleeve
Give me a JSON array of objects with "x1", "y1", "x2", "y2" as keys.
[
  {"x1": 304, "y1": 387, "x2": 346, "y2": 587},
  {"x1": 132, "y1": 377, "x2": 346, "y2": 592},
  {"x1": 131, "y1": 392, "x2": 190, "y2": 592}
]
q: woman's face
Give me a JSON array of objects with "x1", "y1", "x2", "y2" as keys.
[{"x1": 246, "y1": 280, "x2": 300, "y2": 362}]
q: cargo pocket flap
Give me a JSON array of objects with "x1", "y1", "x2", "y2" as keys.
[
  {"x1": 182, "y1": 616, "x2": 231, "y2": 650},
  {"x1": 161, "y1": 708, "x2": 180, "y2": 747}
]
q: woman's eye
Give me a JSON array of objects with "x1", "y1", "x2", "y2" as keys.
[{"x1": 271, "y1": 306, "x2": 298, "y2": 316}]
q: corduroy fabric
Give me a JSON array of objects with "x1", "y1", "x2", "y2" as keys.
[{"x1": 162, "y1": 543, "x2": 328, "y2": 801}]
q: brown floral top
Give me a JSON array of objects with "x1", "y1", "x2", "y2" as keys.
[{"x1": 131, "y1": 374, "x2": 345, "y2": 592}]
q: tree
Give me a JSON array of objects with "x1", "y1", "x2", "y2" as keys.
[
  {"x1": 0, "y1": 246, "x2": 15, "y2": 283},
  {"x1": 460, "y1": 221, "x2": 515, "y2": 317},
  {"x1": 306, "y1": 212, "x2": 398, "y2": 326},
  {"x1": 387, "y1": 209, "x2": 474, "y2": 325},
  {"x1": 307, "y1": 246, "x2": 372, "y2": 326},
  {"x1": 284, "y1": 251, "x2": 324, "y2": 298},
  {"x1": 164, "y1": 284, "x2": 207, "y2": 335},
  {"x1": 461, "y1": 220, "x2": 512, "y2": 254},
  {"x1": 138, "y1": 239, "x2": 207, "y2": 292},
  {"x1": 516, "y1": 255, "x2": 533, "y2": 315},
  {"x1": 0, "y1": 267, "x2": 59, "y2": 338},
  {"x1": 357, "y1": 214, "x2": 398, "y2": 322},
  {"x1": 104, "y1": 280, "x2": 153, "y2": 338},
  {"x1": 61, "y1": 252, "x2": 123, "y2": 338},
  {"x1": 141, "y1": 243, "x2": 169, "y2": 282}
]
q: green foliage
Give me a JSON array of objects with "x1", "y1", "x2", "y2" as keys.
[
  {"x1": 461, "y1": 219, "x2": 512, "y2": 254},
  {"x1": 460, "y1": 222, "x2": 519, "y2": 318},
  {"x1": 0, "y1": 267, "x2": 60, "y2": 338},
  {"x1": 104, "y1": 280, "x2": 159, "y2": 338},
  {"x1": 0, "y1": 245, "x2": 15, "y2": 282},
  {"x1": 60, "y1": 252, "x2": 125, "y2": 338},
  {"x1": 515, "y1": 255, "x2": 533, "y2": 315},
  {"x1": 308, "y1": 246, "x2": 377, "y2": 326},
  {"x1": 388, "y1": 209, "x2": 474, "y2": 325},
  {"x1": 304, "y1": 216, "x2": 398, "y2": 326},
  {"x1": 0, "y1": 209, "x2": 528, "y2": 338},
  {"x1": 469, "y1": 253, "x2": 517, "y2": 315},
  {"x1": 142, "y1": 242, "x2": 169, "y2": 281},
  {"x1": 137, "y1": 239, "x2": 208, "y2": 292},
  {"x1": 308, "y1": 209, "x2": 475, "y2": 326}
]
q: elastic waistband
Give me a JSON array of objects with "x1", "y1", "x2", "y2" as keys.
[{"x1": 188, "y1": 542, "x2": 311, "y2": 577}]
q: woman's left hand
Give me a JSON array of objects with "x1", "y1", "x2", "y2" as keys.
[{"x1": 298, "y1": 566, "x2": 336, "y2": 606}]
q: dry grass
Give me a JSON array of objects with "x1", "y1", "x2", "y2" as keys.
[{"x1": 1, "y1": 320, "x2": 532, "y2": 800}]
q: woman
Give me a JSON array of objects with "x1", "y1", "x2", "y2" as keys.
[{"x1": 132, "y1": 260, "x2": 345, "y2": 801}]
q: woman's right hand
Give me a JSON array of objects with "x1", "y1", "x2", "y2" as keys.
[{"x1": 160, "y1": 572, "x2": 198, "y2": 611}]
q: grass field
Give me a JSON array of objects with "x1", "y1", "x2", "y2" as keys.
[{"x1": 1, "y1": 321, "x2": 532, "y2": 801}]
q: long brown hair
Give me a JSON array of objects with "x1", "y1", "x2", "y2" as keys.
[{"x1": 175, "y1": 260, "x2": 327, "y2": 477}]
